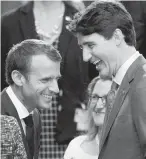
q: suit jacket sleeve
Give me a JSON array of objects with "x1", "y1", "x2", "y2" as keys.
[{"x1": 132, "y1": 78, "x2": 146, "y2": 157}]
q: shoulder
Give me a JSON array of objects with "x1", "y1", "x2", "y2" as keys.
[
  {"x1": 1, "y1": 115, "x2": 17, "y2": 126},
  {"x1": 1, "y1": 2, "x2": 32, "y2": 27},
  {"x1": 1, "y1": 115, "x2": 19, "y2": 142},
  {"x1": 64, "y1": 135, "x2": 87, "y2": 159},
  {"x1": 69, "y1": 135, "x2": 88, "y2": 146},
  {"x1": 1, "y1": 115, "x2": 20, "y2": 134},
  {"x1": 132, "y1": 63, "x2": 146, "y2": 90},
  {"x1": 2, "y1": 7, "x2": 20, "y2": 26},
  {"x1": 65, "y1": 135, "x2": 87, "y2": 152},
  {"x1": 131, "y1": 63, "x2": 146, "y2": 109}
]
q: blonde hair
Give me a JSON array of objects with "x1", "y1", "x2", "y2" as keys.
[{"x1": 86, "y1": 77, "x2": 111, "y2": 140}]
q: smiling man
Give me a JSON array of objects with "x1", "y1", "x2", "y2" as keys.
[
  {"x1": 1, "y1": 39, "x2": 61, "y2": 159},
  {"x1": 69, "y1": 1, "x2": 146, "y2": 159}
]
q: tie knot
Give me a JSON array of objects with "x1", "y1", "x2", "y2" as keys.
[
  {"x1": 23, "y1": 115, "x2": 33, "y2": 127},
  {"x1": 111, "y1": 81, "x2": 119, "y2": 91}
]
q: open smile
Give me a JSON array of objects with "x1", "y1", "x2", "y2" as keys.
[
  {"x1": 93, "y1": 59, "x2": 101, "y2": 65},
  {"x1": 42, "y1": 94, "x2": 52, "y2": 100},
  {"x1": 93, "y1": 60, "x2": 103, "y2": 70},
  {"x1": 94, "y1": 107, "x2": 106, "y2": 114}
]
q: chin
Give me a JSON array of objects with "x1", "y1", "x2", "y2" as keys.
[
  {"x1": 94, "y1": 118, "x2": 104, "y2": 126},
  {"x1": 99, "y1": 71, "x2": 111, "y2": 79},
  {"x1": 38, "y1": 102, "x2": 52, "y2": 109},
  {"x1": 95, "y1": 122, "x2": 103, "y2": 126}
]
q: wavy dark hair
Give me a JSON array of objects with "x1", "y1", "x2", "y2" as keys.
[{"x1": 68, "y1": 0, "x2": 136, "y2": 47}]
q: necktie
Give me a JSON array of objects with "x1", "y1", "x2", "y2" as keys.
[
  {"x1": 23, "y1": 115, "x2": 34, "y2": 159},
  {"x1": 99, "y1": 81, "x2": 119, "y2": 149},
  {"x1": 106, "y1": 81, "x2": 119, "y2": 119}
]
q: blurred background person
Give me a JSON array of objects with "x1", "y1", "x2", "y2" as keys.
[
  {"x1": 1, "y1": 1, "x2": 92, "y2": 159},
  {"x1": 64, "y1": 77, "x2": 112, "y2": 159},
  {"x1": 1, "y1": 115, "x2": 27, "y2": 159},
  {"x1": 121, "y1": 1, "x2": 146, "y2": 58}
]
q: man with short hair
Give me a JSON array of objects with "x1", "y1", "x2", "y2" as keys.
[
  {"x1": 1, "y1": 39, "x2": 61, "y2": 159},
  {"x1": 69, "y1": 1, "x2": 146, "y2": 159}
]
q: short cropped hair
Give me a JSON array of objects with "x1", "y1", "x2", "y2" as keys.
[
  {"x1": 5, "y1": 39, "x2": 62, "y2": 85},
  {"x1": 69, "y1": 0, "x2": 136, "y2": 47}
]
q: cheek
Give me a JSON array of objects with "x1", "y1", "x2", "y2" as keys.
[{"x1": 92, "y1": 112, "x2": 98, "y2": 121}]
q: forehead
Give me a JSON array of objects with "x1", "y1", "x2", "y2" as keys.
[
  {"x1": 29, "y1": 54, "x2": 60, "y2": 77},
  {"x1": 77, "y1": 33, "x2": 105, "y2": 45},
  {"x1": 92, "y1": 80, "x2": 112, "y2": 96}
]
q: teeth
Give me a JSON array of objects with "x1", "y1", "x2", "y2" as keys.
[
  {"x1": 42, "y1": 94, "x2": 52, "y2": 99},
  {"x1": 93, "y1": 60, "x2": 100, "y2": 65}
]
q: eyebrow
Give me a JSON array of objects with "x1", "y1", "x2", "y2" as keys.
[
  {"x1": 41, "y1": 75, "x2": 62, "y2": 80},
  {"x1": 83, "y1": 41, "x2": 94, "y2": 45}
]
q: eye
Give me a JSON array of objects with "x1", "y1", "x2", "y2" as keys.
[
  {"x1": 40, "y1": 78, "x2": 53, "y2": 84},
  {"x1": 91, "y1": 94, "x2": 99, "y2": 100},
  {"x1": 40, "y1": 79, "x2": 48, "y2": 84},
  {"x1": 88, "y1": 44, "x2": 95, "y2": 49}
]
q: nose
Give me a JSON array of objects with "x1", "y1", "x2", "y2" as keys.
[
  {"x1": 97, "y1": 98, "x2": 105, "y2": 108},
  {"x1": 83, "y1": 48, "x2": 92, "y2": 62},
  {"x1": 49, "y1": 79, "x2": 59, "y2": 94}
]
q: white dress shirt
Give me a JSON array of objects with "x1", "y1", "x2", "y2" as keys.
[
  {"x1": 113, "y1": 51, "x2": 141, "y2": 85},
  {"x1": 6, "y1": 86, "x2": 30, "y2": 135}
]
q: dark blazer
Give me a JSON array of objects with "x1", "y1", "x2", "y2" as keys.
[
  {"x1": 99, "y1": 56, "x2": 146, "y2": 159},
  {"x1": 1, "y1": 89, "x2": 41, "y2": 159},
  {"x1": 1, "y1": 2, "x2": 89, "y2": 143}
]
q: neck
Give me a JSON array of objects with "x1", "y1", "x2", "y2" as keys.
[
  {"x1": 119, "y1": 45, "x2": 136, "y2": 64},
  {"x1": 11, "y1": 85, "x2": 33, "y2": 113},
  {"x1": 113, "y1": 45, "x2": 137, "y2": 76},
  {"x1": 98, "y1": 127, "x2": 102, "y2": 139}
]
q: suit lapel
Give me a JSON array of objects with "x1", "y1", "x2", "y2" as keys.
[
  {"x1": 19, "y1": 2, "x2": 38, "y2": 40},
  {"x1": 1, "y1": 90, "x2": 31, "y2": 159},
  {"x1": 100, "y1": 78, "x2": 130, "y2": 151},
  {"x1": 100, "y1": 55, "x2": 146, "y2": 152}
]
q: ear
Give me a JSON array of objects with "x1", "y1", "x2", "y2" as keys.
[
  {"x1": 113, "y1": 29, "x2": 124, "y2": 46},
  {"x1": 11, "y1": 70, "x2": 26, "y2": 86}
]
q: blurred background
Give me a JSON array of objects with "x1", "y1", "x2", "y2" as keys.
[
  {"x1": 1, "y1": 0, "x2": 92, "y2": 15},
  {"x1": 1, "y1": 1, "x2": 146, "y2": 159}
]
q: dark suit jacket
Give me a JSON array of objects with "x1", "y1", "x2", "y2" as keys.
[
  {"x1": 1, "y1": 1, "x2": 89, "y2": 143},
  {"x1": 99, "y1": 56, "x2": 146, "y2": 159},
  {"x1": 1, "y1": 89, "x2": 41, "y2": 159}
]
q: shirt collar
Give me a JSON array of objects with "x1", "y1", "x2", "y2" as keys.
[
  {"x1": 113, "y1": 51, "x2": 141, "y2": 85},
  {"x1": 6, "y1": 86, "x2": 30, "y2": 119}
]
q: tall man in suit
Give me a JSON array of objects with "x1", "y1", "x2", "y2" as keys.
[
  {"x1": 1, "y1": 39, "x2": 61, "y2": 159},
  {"x1": 69, "y1": 1, "x2": 146, "y2": 159}
]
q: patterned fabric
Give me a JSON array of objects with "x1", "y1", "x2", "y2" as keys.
[
  {"x1": 1, "y1": 115, "x2": 27, "y2": 159},
  {"x1": 39, "y1": 95, "x2": 67, "y2": 159},
  {"x1": 106, "y1": 82, "x2": 119, "y2": 115}
]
